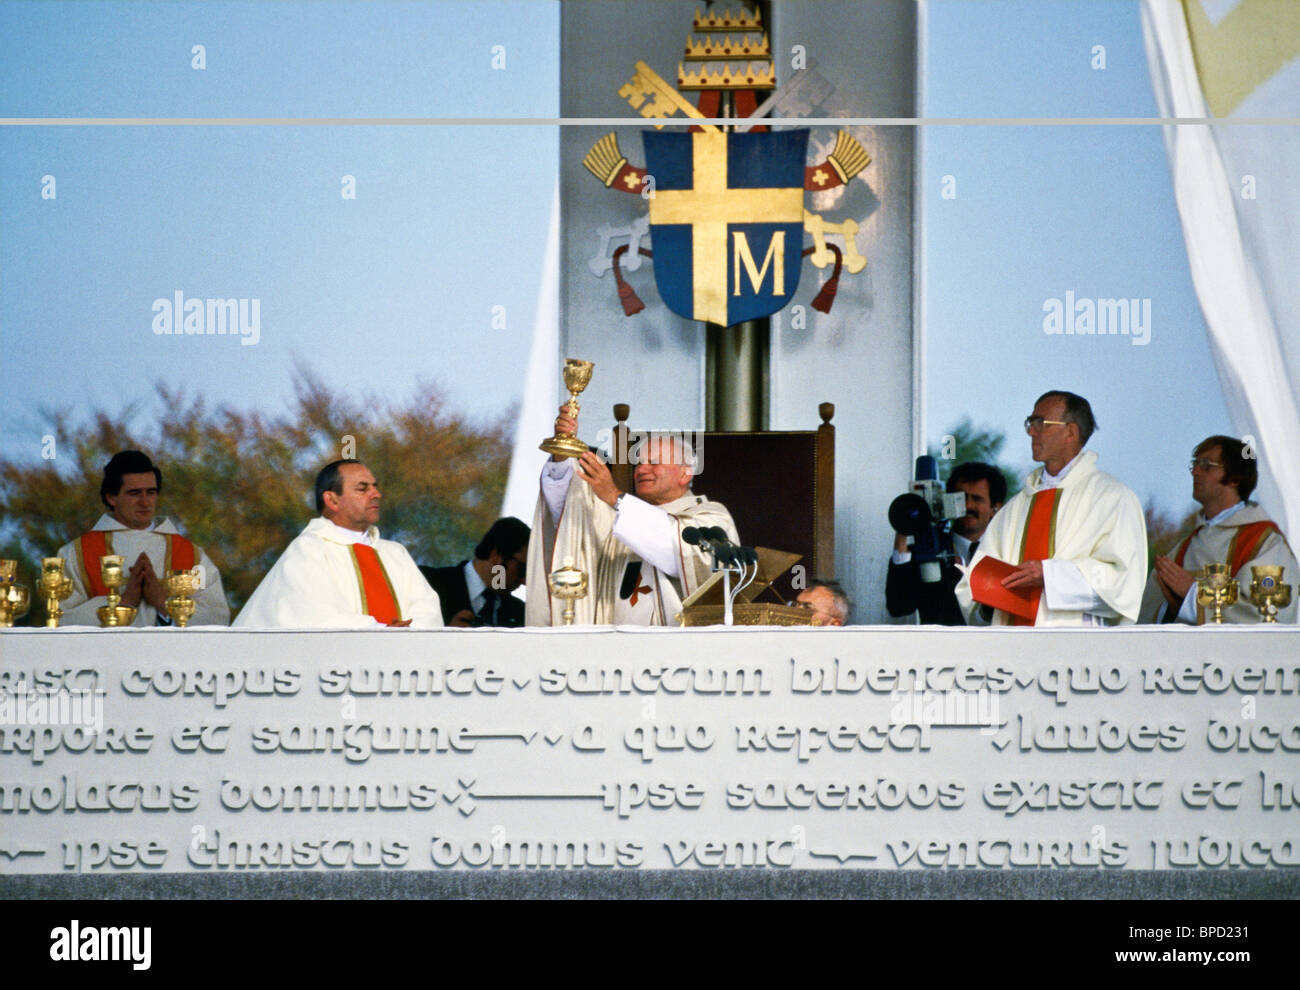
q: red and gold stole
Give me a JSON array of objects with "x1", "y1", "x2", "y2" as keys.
[
  {"x1": 1010, "y1": 488, "x2": 1063, "y2": 626},
  {"x1": 349, "y1": 544, "x2": 401, "y2": 624},
  {"x1": 1174, "y1": 519, "x2": 1280, "y2": 577},
  {"x1": 76, "y1": 531, "x2": 196, "y2": 596}
]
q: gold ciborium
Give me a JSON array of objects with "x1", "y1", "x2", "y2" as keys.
[
  {"x1": 539, "y1": 358, "x2": 595, "y2": 459},
  {"x1": 1196, "y1": 563, "x2": 1238, "y2": 624},
  {"x1": 164, "y1": 568, "x2": 201, "y2": 628},
  {"x1": 95, "y1": 554, "x2": 137, "y2": 627},
  {"x1": 1248, "y1": 565, "x2": 1291, "y2": 623},
  {"x1": 548, "y1": 556, "x2": 588, "y2": 626},
  {"x1": 0, "y1": 560, "x2": 31, "y2": 627},
  {"x1": 37, "y1": 557, "x2": 74, "y2": 628}
]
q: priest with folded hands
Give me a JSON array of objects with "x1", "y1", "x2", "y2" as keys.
[
  {"x1": 56, "y1": 450, "x2": 230, "y2": 627},
  {"x1": 234, "y1": 459, "x2": 443, "y2": 628}
]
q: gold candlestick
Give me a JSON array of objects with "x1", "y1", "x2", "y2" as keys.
[
  {"x1": 539, "y1": 358, "x2": 595, "y2": 459},
  {"x1": 96, "y1": 554, "x2": 137, "y2": 627},
  {"x1": 164, "y1": 568, "x2": 201, "y2": 628},
  {"x1": 548, "y1": 556, "x2": 588, "y2": 626},
  {"x1": 1248, "y1": 565, "x2": 1291, "y2": 623},
  {"x1": 1196, "y1": 563, "x2": 1238, "y2": 624},
  {"x1": 37, "y1": 557, "x2": 74, "y2": 628},
  {"x1": 0, "y1": 560, "x2": 30, "y2": 627}
]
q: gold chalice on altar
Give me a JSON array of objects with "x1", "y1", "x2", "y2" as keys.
[
  {"x1": 1196, "y1": 563, "x2": 1238, "y2": 624},
  {"x1": 164, "y1": 568, "x2": 201, "y2": 628},
  {"x1": 1248, "y1": 565, "x2": 1291, "y2": 623},
  {"x1": 95, "y1": 555, "x2": 137, "y2": 627},
  {"x1": 548, "y1": 556, "x2": 588, "y2": 626},
  {"x1": 539, "y1": 358, "x2": 595, "y2": 459},
  {"x1": 37, "y1": 557, "x2": 74, "y2": 628},
  {"x1": 0, "y1": 560, "x2": 31, "y2": 627}
]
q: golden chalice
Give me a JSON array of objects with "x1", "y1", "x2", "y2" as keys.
[
  {"x1": 0, "y1": 560, "x2": 30, "y2": 627},
  {"x1": 96, "y1": 555, "x2": 137, "y2": 627},
  {"x1": 164, "y1": 568, "x2": 201, "y2": 628},
  {"x1": 548, "y1": 556, "x2": 589, "y2": 626},
  {"x1": 1196, "y1": 563, "x2": 1238, "y2": 624},
  {"x1": 1248, "y1": 565, "x2": 1291, "y2": 623},
  {"x1": 539, "y1": 358, "x2": 595, "y2": 459},
  {"x1": 37, "y1": 557, "x2": 75, "y2": 628}
]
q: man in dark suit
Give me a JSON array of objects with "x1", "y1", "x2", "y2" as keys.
[
  {"x1": 886, "y1": 462, "x2": 1005, "y2": 625},
  {"x1": 420, "y1": 517, "x2": 530, "y2": 627}
]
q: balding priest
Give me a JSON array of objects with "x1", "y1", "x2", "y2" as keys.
[
  {"x1": 956, "y1": 390, "x2": 1147, "y2": 626},
  {"x1": 234, "y1": 459, "x2": 443, "y2": 628},
  {"x1": 527, "y1": 406, "x2": 738, "y2": 625},
  {"x1": 56, "y1": 450, "x2": 230, "y2": 626}
]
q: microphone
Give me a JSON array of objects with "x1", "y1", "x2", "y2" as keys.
[
  {"x1": 685, "y1": 526, "x2": 754, "y2": 571},
  {"x1": 684, "y1": 526, "x2": 738, "y2": 565}
]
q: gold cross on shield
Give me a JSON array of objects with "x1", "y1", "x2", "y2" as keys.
[{"x1": 649, "y1": 131, "x2": 805, "y2": 325}]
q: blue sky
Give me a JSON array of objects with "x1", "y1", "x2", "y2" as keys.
[
  {"x1": 1, "y1": 0, "x2": 1226, "y2": 518},
  {"x1": 922, "y1": 0, "x2": 1229, "y2": 513},
  {"x1": 0, "y1": 0, "x2": 560, "y2": 469}
]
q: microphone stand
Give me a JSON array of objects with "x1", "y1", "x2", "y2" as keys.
[{"x1": 683, "y1": 527, "x2": 748, "y2": 627}]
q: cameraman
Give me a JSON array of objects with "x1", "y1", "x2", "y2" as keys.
[{"x1": 886, "y1": 462, "x2": 1005, "y2": 625}]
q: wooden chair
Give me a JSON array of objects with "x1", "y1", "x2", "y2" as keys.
[{"x1": 607, "y1": 403, "x2": 835, "y2": 603}]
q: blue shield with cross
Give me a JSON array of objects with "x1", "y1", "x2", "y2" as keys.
[{"x1": 643, "y1": 129, "x2": 809, "y2": 327}]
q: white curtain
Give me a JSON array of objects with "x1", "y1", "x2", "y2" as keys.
[
  {"x1": 1141, "y1": 0, "x2": 1300, "y2": 538},
  {"x1": 501, "y1": 186, "x2": 561, "y2": 526}
]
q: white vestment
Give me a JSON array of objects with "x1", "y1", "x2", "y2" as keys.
[
  {"x1": 526, "y1": 460, "x2": 738, "y2": 626},
  {"x1": 233, "y1": 517, "x2": 443, "y2": 628},
  {"x1": 1140, "y1": 502, "x2": 1298, "y2": 624},
  {"x1": 955, "y1": 451, "x2": 1147, "y2": 626},
  {"x1": 56, "y1": 514, "x2": 230, "y2": 627}
]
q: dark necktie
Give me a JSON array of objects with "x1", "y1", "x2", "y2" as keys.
[
  {"x1": 967, "y1": 540, "x2": 979, "y2": 564},
  {"x1": 477, "y1": 590, "x2": 500, "y2": 626}
]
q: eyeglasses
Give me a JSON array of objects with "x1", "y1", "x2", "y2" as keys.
[
  {"x1": 1188, "y1": 458, "x2": 1224, "y2": 473},
  {"x1": 1024, "y1": 416, "x2": 1069, "y2": 434}
]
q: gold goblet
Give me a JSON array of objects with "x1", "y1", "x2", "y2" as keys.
[
  {"x1": 1248, "y1": 565, "x2": 1291, "y2": 623},
  {"x1": 539, "y1": 358, "x2": 595, "y2": 459},
  {"x1": 38, "y1": 558, "x2": 75, "y2": 628},
  {"x1": 548, "y1": 556, "x2": 589, "y2": 626},
  {"x1": 1196, "y1": 563, "x2": 1238, "y2": 624},
  {"x1": 96, "y1": 554, "x2": 138, "y2": 627},
  {"x1": 0, "y1": 560, "x2": 30, "y2": 627},
  {"x1": 164, "y1": 568, "x2": 201, "y2": 628}
]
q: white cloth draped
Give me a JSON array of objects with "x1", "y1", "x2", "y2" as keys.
[{"x1": 1141, "y1": 0, "x2": 1300, "y2": 538}]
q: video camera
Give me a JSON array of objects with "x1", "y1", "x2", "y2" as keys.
[{"x1": 888, "y1": 455, "x2": 966, "y2": 584}]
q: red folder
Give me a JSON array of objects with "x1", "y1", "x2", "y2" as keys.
[{"x1": 968, "y1": 556, "x2": 1039, "y2": 622}]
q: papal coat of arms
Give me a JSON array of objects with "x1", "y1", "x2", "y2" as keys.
[{"x1": 584, "y1": 6, "x2": 872, "y2": 327}]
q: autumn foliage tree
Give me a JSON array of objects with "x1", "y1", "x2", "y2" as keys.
[{"x1": 0, "y1": 371, "x2": 512, "y2": 621}]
